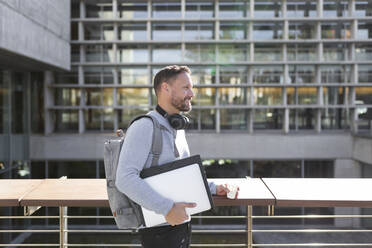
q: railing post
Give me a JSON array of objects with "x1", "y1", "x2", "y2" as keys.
[
  {"x1": 247, "y1": 205, "x2": 253, "y2": 248},
  {"x1": 60, "y1": 206, "x2": 68, "y2": 248}
]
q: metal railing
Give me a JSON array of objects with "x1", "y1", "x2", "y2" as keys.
[{"x1": 1, "y1": 206, "x2": 372, "y2": 247}]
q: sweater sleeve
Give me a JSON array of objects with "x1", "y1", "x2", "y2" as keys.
[{"x1": 115, "y1": 118, "x2": 174, "y2": 216}]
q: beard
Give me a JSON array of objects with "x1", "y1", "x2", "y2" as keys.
[{"x1": 171, "y1": 95, "x2": 192, "y2": 113}]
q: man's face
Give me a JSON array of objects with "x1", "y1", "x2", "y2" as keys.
[{"x1": 168, "y1": 72, "x2": 194, "y2": 113}]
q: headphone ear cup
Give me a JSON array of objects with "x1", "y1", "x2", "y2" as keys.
[{"x1": 168, "y1": 114, "x2": 189, "y2": 130}]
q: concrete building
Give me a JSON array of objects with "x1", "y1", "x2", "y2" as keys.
[{"x1": 1, "y1": 0, "x2": 372, "y2": 245}]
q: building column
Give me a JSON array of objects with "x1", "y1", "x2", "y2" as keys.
[{"x1": 44, "y1": 71, "x2": 54, "y2": 135}]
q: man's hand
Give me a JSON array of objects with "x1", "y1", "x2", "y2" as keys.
[
  {"x1": 165, "y1": 202, "x2": 196, "y2": 226},
  {"x1": 216, "y1": 184, "x2": 240, "y2": 199}
]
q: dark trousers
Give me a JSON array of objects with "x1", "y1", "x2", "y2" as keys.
[{"x1": 138, "y1": 222, "x2": 191, "y2": 248}]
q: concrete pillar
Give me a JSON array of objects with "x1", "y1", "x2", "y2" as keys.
[{"x1": 44, "y1": 71, "x2": 54, "y2": 135}]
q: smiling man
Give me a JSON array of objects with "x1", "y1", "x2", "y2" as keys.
[{"x1": 115, "y1": 65, "x2": 232, "y2": 248}]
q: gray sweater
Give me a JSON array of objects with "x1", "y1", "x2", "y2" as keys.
[{"x1": 115, "y1": 110, "x2": 216, "y2": 216}]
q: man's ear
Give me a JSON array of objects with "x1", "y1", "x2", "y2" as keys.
[{"x1": 161, "y1": 82, "x2": 169, "y2": 93}]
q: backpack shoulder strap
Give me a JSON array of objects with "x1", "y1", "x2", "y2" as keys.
[{"x1": 129, "y1": 114, "x2": 162, "y2": 167}]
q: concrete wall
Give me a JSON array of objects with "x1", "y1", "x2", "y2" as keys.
[
  {"x1": 0, "y1": 0, "x2": 70, "y2": 70},
  {"x1": 353, "y1": 136, "x2": 372, "y2": 165},
  {"x1": 30, "y1": 133, "x2": 353, "y2": 161}
]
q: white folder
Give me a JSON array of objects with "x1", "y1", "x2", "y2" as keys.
[{"x1": 139, "y1": 155, "x2": 213, "y2": 227}]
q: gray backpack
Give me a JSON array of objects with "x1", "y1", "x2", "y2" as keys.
[{"x1": 104, "y1": 115, "x2": 163, "y2": 229}]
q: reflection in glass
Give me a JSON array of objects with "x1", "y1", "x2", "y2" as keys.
[
  {"x1": 185, "y1": 0, "x2": 214, "y2": 18},
  {"x1": 84, "y1": 67, "x2": 114, "y2": 85},
  {"x1": 323, "y1": 0, "x2": 349, "y2": 17},
  {"x1": 286, "y1": 0, "x2": 316, "y2": 18},
  {"x1": 219, "y1": 88, "x2": 248, "y2": 105},
  {"x1": 86, "y1": 45, "x2": 114, "y2": 62},
  {"x1": 289, "y1": 22, "x2": 316, "y2": 39},
  {"x1": 253, "y1": 23, "x2": 283, "y2": 40},
  {"x1": 220, "y1": 109, "x2": 249, "y2": 130},
  {"x1": 355, "y1": 87, "x2": 372, "y2": 104},
  {"x1": 185, "y1": 23, "x2": 214, "y2": 40},
  {"x1": 219, "y1": 0, "x2": 247, "y2": 18},
  {"x1": 85, "y1": 108, "x2": 114, "y2": 131},
  {"x1": 119, "y1": 67, "x2": 148, "y2": 85},
  {"x1": 218, "y1": 44, "x2": 248, "y2": 62},
  {"x1": 358, "y1": 65, "x2": 372, "y2": 83},
  {"x1": 254, "y1": 109, "x2": 283, "y2": 129},
  {"x1": 323, "y1": 44, "x2": 349, "y2": 61},
  {"x1": 254, "y1": 0, "x2": 282, "y2": 18},
  {"x1": 287, "y1": 87, "x2": 317, "y2": 105},
  {"x1": 321, "y1": 66, "x2": 350, "y2": 84},
  {"x1": 287, "y1": 44, "x2": 317, "y2": 61},
  {"x1": 55, "y1": 89, "x2": 80, "y2": 106},
  {"x1": 321, "y1": 108, "x2": 348, "y2": 129},
  {"x1": 187, "y1": 109, "x2": 216, "y2": 130},
  {"x1": 355, "y1": 0, "x2": 372, "y2": 17},
  {"x1": 152, "y1": 23, "x2": 181, "y2": 41},
  {"x1": 119, "y1": 24, "x2": 147, "y2": 41},
  {"x1": 355, "y1": 44, "x2": 372, "y2": 61},
  {"x1": 117, "y1": 88, "x2": 149, "y2": 106},
  {"x1": 185, "y1": 44, "x2": 215, "y2": 63},
  {"x1": 189, "y1": 66, "x2": 216, "y2": 84},
  {"x1": 57, "y1": 69, "x2": 78, "y2": 85},
  {"x1": 254, "y1": 44, "x2": 282, "y2": 61},
  {"x1": 55, "y1": 110, "x2": 79, "y2": 132},
  {"x1": 71, "y1": 45, "x2": 80, "y2": 62},
  {"x1": 220, "y1": 22, "x2": 247, "y2": 40},
  {"x1": 191, "y1": 88, "x2": 215, "y2": 106},
  {"x1": 86, "y1": 88, "x2": 102, "y2": 106},
  {"x1": 323, "y1": 87, "x2": 347, "y2": 105},
  {"x1": 298, "y1": 87, "x2": 317, "y2": 104},
  {"x1": 118, "y1": 108, "x2": 149, "y2": 130},
  {"x1": 253, "y1": 66, "x2": 283, "y2": 84},
  {"x1": 153, "y1": 44, "x2": 182, "y2": 62},
  {"x1": 85, "y1": 24, "x2": 114, "y2": 40},
  {"x1": 321, "y1": 22, "x2": 351, "y2": 39},
  {"x1": 357, "y1": 22, "x2": 372, "y2": 39},
  {"x1": 289, "y1": 65, "x2": 315, "y2": 84},
  {"x1": 152, "y1": 1, "x2": 181, "y2": 18},
  {"x1": 290, "y1": 109, "x2": 315, "y2": 130},
  {"x1": 86, "y1": 0, "x2": 113, "y2": 18},
  {"x1": 220, "y1": 66, "x2": 248, "y2": 84},
  {"x1": 254, "y1": 87, "x2": 282, "y2": 105},
  {"x1": 118, "y1": 1, "x2": 147, "y2": 18},
  {"x1": 117, "y1": 45, "x2": 148, "y2": 63}
]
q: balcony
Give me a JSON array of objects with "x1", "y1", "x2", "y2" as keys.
[{"x1": 1, "y1": 178, "x2": 372, "y2": 247}]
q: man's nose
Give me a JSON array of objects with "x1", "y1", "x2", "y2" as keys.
[{"x1": 189, "y1": 89, "x2": 194, "y2": 98}]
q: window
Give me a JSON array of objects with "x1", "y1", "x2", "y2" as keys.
[
  {"x1": 185, "y1": 23, "x2": 214, "y2": 40},
  {"x1": 152, "y1": 44, "x2": 182, "y2": 62},
  {"x1": 321, "y1": 22, "x2": 351, "y2": 39},
  {"x1": 117, "y1": 88, "x2": 149, "y2": 106},
  {"x1": 287, "y1": 44, "x2": 317, "y2": 61},
  {"x1": 119, "y1": 23, "x2": 147, "y2": 41},
  {"x1": 286, "y1": 0, "x2": 316, "y2": 18},
  {"x1": 220, "y1": 22, "x2": 247, "y2": 40},
  {"x1": 254, "y1": 0, "x2": 282, "y2": 18},
  {"x1": 254, "y1": 109, "x2": 283, "y2": 129},
  {"x1": 218, "y1": 44, "x2": 248, "y2": 63},
  {"x1": 253, "y1": 66, "x2": 283, "y2": 84},
  {"x1": 323, "y1": 0, "x2": 349, "y2": 17},
  {"x1": 289, "y1": 22, "x2": 317, "y2": 39},
  {"x1": 220, "y1": 66, "x2": 248, "y2": 85},
  {"x1": 152, "y1": 23, "x2": 181, "y2": 41},
  {"x1": 219, "y1": 0, "x2": 247, "y2": 18},
  {"x1": 152, "y1": 1, "x2": 181, "y2": 18},
  {"x1": 117, "y1": 45, "x2": 148, "y2": 63},
  {"x1": 357, "y1": 22, "x2": 372, "y2": 39},
  {"x1": 254, "y1": 87, "x2": 282, "y2": 105},
  {"x1": 118, "y1": 67, "x2": 148, "y2": 85},
  {"x1": 219, "y1": 88, "x2": 248, "y2": 105},
  {"x1": 254, "y1": 44, "x2": 282, "y2": 61},
  {"x1": 186, "y1": 0, "x2": 214, "y2": 18},
  {"x1": 118, "y1": 0, "x2": 147, "y2": 19},
  {"x1": 220, "y1": 109, "x2": 249, "y2": 130},
  {"x1": 289, "y1": 65, "x2": 316, "y2": 84},
  {"x1": 253, "y1": 23, "x2": 283, "y2": 40}
]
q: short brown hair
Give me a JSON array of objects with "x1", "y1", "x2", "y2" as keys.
[{"x1": 153, "y1": 65, "x2": 191, "y2": 95}]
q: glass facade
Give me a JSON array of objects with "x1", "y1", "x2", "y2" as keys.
[{"x1": 63, "y1": 0, "x2": 372, "y2": 133}]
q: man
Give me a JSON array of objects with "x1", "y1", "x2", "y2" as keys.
[{"x1": 116, "y1": 65, "x2": 235, "y2": 248}]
